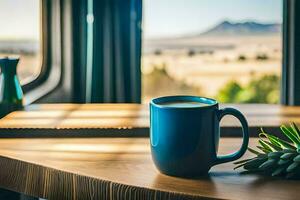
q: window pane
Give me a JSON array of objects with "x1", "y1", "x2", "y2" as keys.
[
  {"x1": 0, "y1": 0, "x2": 41, "y2": 85},
  {"x1": 142, "y1": 0, "x2": 282, "y2": 104}
]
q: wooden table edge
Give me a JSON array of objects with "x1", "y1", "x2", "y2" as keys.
[{"x1": 0, "y1": 154, "x2": 225, "y2": 200}]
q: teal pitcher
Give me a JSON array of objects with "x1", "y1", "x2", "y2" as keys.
[{"x1": 0, "y1": 57, "x2": 23, "y2": 118}]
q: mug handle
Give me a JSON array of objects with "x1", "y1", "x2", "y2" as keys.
[{"x1": 214, "y1": 107, "x2": 249, "y2": 165}]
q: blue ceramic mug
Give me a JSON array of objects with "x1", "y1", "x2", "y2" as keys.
[{"x1": 150, "y1": 96, "x2": 249, "y2": 177}]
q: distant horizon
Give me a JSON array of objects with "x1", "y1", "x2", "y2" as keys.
[
  {"x1": 143, "y1": 0, "x2": 282, "y2": 39},
  {"x1": 144, "y1": 19, "x2": 282, "y2": 40},
  {"x1": 144, "y1": 19, "x2": 282, "y2": 39}
]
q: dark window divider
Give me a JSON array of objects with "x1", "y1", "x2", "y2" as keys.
[{"x1": 282, "y1": 0, "x2": 300, "y2": 105}]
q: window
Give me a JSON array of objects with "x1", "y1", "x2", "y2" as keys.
[
  {"x1": 0, "y1": 0, "x2": 41, "y2": 85},
  {"x1": 142, "y1": 0, "x2": 282, "y2": 104}
]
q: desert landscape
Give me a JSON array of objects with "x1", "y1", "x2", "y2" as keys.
[
  {"x1": 142, "y1": 21, "x2": 282, "y2": 103},
  {"x1": 0, "y1": 20, "x2": 281, "y2": 104}
]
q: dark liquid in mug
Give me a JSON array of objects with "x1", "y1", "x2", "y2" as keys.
[{"x1": 158, "y1": 101, "x2": 209, "y2": 108}]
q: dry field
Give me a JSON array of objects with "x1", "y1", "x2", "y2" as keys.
[{"x1": 142, "y1": 35, "x2": 281, "y2": 102}]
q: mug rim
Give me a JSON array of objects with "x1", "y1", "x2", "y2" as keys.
[{"x1": 150, "y1": 95, "x2": 218, "y2": 110}]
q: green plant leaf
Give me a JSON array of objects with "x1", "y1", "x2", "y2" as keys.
[
  {"x1": 291, "y1": 122, "x2": 300, "y2": 139},
  {"x1": 259, "y1": 159, "x2": 277, "y2": 170},
  {"x1": 272, "y1": 167, "x2": 286, "y2": 176},
  {"x1": 234, "y1": 163, "x2": 247, "y2": 170},
  {"x1": 293, "y1": 155, "x2": 300, "y2": 162},
  {"x1": 244, "y1": 158, "x2": 267, "y2": 170},
  {"x1": 257, "y1": 146, "x2": 271, "y2": 154},
  {"x1": 234, "y1": 123, "x2": 300, "y2": 179},
  {"x1": 282, "y1": 149, "x2": 297, "y2": 153},
  {"x1": 278, "y1": 159, "x2": 291, "y2": 165},
  {"x1": 234, "y1": 159, "x2": 257, "y2": 170},
  {"x1": 287, "y1": 162, "x2": 299, "y2": 173},
  {"x1": 258, "y1": 140, "x2": 274, "y2": 152},
  {"x1": 280, "y1": 153, "x2": 295, "y2": 160},
  {"x1": 259, "y1": 132, "x2": 294, "y2": 150},
  {"x1": 259, "y1": 132, "x2": 282, "y2": 149},
  {"x1": 233, "y1": 158, "x2": 253, "y2": 165},
  {"x1": 274, "y1": 137, "x2": 296, "y2": 150},
  {"x1": 263, "y1": 140, "x2": 283, "y2": 151},
  {"x1": 268, "y1": 152, "x2": 283, "y2": 159},
  {"x1": 280, "y1": 125, "x2": 300, "y2": 146},
  {"x1": 247, "y1": 147, "x2": 262, "y2": 155}
]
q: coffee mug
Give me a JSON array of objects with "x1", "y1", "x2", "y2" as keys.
[{"x1": 150, "y1": 95, "x2": 249, "y2": 177}]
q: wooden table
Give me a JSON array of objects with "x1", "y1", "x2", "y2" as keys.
[
  {"x1": 0, "y1": 104, "x2": 300, "y2": 137},
  {"x1": 0, "y1": 138, "x2": 298, "y2": 200},
  {"x1": 0, "y1": 104, "x2": 300, "y2": 199}
]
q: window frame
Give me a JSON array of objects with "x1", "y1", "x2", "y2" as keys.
[
  {"x1": 18, "y1": 0, "x2": 300, "y2": 105},
  {"x1": 21, "y1": 0, "x2": 62, "y2": 105},
  {"x1": 281, "y1": 0, "x2": 300, "y2": 105}
]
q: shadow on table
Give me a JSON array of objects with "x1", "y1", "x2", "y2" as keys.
[
  {"x1": 0, "y1": 188, "x2": 39, "y2": 200},
  {"x1": 152, "y1": 173, "x2": 217, "y2": 195}
]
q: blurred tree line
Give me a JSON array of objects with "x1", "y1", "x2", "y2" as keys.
[
  {"x1": 216, "y1": 74, "x2": 280, "y2": 104},
  {"x1": 143, "y1": 63, "x2": 280, "y2": 104}
]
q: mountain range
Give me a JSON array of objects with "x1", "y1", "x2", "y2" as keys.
[
  {"x1": 200, "y1": 20, "x2": 281, "y2": 36},
  {"x1": 144, "y1": 20, "x2": 282, "y2": 53}
]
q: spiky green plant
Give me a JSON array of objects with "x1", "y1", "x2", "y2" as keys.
[{"x1": 234, "y1": 122, "x2": 300, "y2": 179}]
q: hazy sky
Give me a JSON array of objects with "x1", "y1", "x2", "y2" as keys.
[
  {"x1": 0, "y1": 0, "x2": 39, "y2": 40},
  {"x1": 143, "y1": 0, "x2": 283, "y2": 38},
  {"x1": 0, "y1": 0, "x2": 282, "y2": 40}
]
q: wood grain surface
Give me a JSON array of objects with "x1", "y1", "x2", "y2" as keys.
[
  {"x1": 0, "y1": 104, "x2": 300, "y2": 137},
  {"x1": 0, "y1": 138, "x2": 299, "y2": 200}
]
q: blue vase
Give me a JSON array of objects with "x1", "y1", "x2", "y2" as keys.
[{"x1": 0, "y1": 57, "x2": 23, "y2": 118}]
